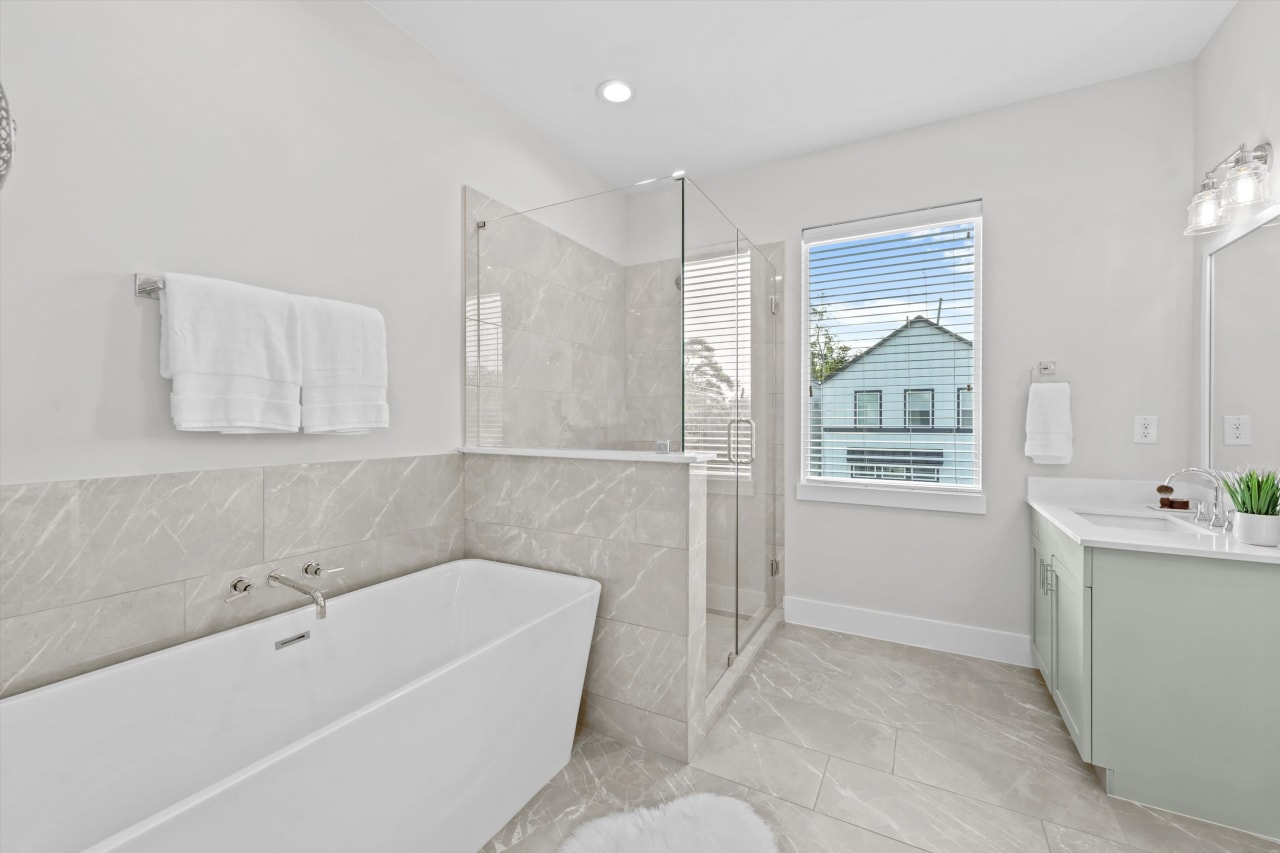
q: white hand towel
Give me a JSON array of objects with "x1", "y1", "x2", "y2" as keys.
[
  {"x1": 1025, "y1": 382, "x2": 1073, "y2": 464},
  {"x1": 160, "y1": 273, "x2": 302, "y2": 433},
  {"x1": 298, "y1": 295, "x2": 389, "y2": 434}
]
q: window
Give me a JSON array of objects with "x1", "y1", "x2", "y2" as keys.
[
  {"x1": 904, "y1": 389, "x2": 934, "y2": 428},
  {"x1": 854, "y1": 390, "x2": 882, "y2": 427},
  {"x1": 800, "y1": 201, "x2": 983, "y2": 513},
  {"x1": 848, "y1": 449, "x2": 943, "y2": 482},
  {"x1": 957, "y1": 385, "x2": 974, "y2": 430},
  {"x1": 683, "y1": 251, "x2": 751, "y2": 476}
]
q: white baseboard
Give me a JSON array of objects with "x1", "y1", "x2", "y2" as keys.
[
  {"x1": 783, "y1": 596, "x2": 1033, "y2": 667},
  {"x1": 707, "y1": 583, "x2": 767, "y2": 615}
]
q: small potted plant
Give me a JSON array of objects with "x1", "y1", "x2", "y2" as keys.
[{"x1": 1222, "y1": 468, "x2": 1280, "y2": 547}]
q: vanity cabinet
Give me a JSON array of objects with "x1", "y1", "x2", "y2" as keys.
[
  {"x1": 1029, "y1": 513, "x2": 1092, "y2": 762},
  {"x1": 1029, "y1": 507, "x2": 1280, "y2": 839}
]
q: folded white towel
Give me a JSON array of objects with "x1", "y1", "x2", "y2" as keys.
[
  {"x1": 298, "y1": 295, "x2": 389, "y2": 434},
  {"x1": 1025, "y1": 382, "x2": 1073, "y2": 464},
  {"x1": 160, "y1": 273, "x2": 301, "y2": 433}
]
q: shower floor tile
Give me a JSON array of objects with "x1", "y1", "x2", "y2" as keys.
[{"x1": 479, "y1": 622, "x2": 1279, "y2": 853}]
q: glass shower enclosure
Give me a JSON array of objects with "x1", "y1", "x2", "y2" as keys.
[{"x1": 465, "y1": 176, "x2": 780, "y2": 696}]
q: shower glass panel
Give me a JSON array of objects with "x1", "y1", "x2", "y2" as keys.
[
  {"x1": 682, "y1": 181, "x2": 777, "y2": 693},
  {"x1": 464, "y1": 177, "x2": 777, "y2": 698}
]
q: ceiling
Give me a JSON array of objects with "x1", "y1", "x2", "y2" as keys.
[{"x1": 371, "y1": 0, "x2": 1234, "y2": 185}]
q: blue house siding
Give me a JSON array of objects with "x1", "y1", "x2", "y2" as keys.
[{"x1": 811, "y1": 317, "x2": 975, "y2": 485}]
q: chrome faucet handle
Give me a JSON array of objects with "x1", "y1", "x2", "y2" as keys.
[
  {"x1": 225, "y1": 577, "x2": 255, "y2": 603},
  {"x1": 1193, "y1": 500, "x2": 1209, "y2": 524},
  {"x1": 302, "y1": 561, "x2": 345, "y2": 578}
]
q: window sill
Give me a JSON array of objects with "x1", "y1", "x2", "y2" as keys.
[{"x1": 796, "y1": 482, "x2": 986, "y2": 515}]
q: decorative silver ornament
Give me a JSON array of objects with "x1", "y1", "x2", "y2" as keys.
[{"x1": 0, "y1": 82, "x2": 13, "y2": 190}]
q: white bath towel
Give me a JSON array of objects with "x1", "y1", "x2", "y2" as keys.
[
  {"x1": 1025, "y1": 382, "x2": 1073, "y2": 464},
  {"x1": 160, "y1": 273, "x2": 302, "y2": 433},
  {"x1": 297, "y1": 295, "x2": 389, "y2": 434}
]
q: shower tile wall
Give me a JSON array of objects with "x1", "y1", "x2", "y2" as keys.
[
  {"x1": 0, "y1": 453, "x2": 464, "y2": 698},
  {"x1": 463, "y1": 452, "x2": 709, "y2": 761},
  {"x1": 465, "y1": 188, "x2": 628, "y2": 450},
  {"x1": 624, "y1": 259, "x2": 684, "y2": 450}
]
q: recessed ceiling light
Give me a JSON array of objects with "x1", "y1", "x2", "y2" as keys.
[{"x1": 597, "y1": 80, "x2": 633, "y2": 104}]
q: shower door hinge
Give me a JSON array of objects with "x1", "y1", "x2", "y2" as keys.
[
  {"x1": 727, "y1": 651, "x2": 737, "y2": 668},
  {"x1": 769, "y1": 295, "x2": 779, "y2": 315},
  {"x1": 476, "y1": 220, "x2": 486, "y2": 229},
  {"x1": 770, "y1": 559, "x2": 779, "y2": 577}
]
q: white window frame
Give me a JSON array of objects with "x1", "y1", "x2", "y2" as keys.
[{"x1": 797, "y1": 200, "x2": 985, "y2": 515}]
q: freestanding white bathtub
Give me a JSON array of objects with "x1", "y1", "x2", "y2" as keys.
[{"x1": 0, "y1": 559, "x2": 600, "y2": 853}]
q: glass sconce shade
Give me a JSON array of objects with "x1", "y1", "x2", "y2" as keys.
[
  {"x1": 1221, "y1": 159, "x2": 1271, "y2": 209},
  {"x1": 1184, "y1": 185, "x2": 1224, "y2": 235}
]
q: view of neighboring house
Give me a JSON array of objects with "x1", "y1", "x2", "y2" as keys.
[{"x1": 810, "y1": 315, "x2": 975, "y2": 485}]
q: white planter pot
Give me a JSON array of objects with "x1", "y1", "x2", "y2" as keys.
[{"x1": 1233, "y1": 512, "x2": 1280, "y2": 547}]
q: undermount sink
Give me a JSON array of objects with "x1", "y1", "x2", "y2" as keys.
[{"x1": 1074, "y1": 511, "x2": 1199, "y2": 534}]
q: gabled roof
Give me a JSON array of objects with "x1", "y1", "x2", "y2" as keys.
[{"x1": 825, "y1": 315, "x2": 972, "y2": 382}]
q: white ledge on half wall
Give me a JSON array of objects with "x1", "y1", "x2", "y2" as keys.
[{"x1": 459, "y1": 446, "x2": 717, "y2": 465}]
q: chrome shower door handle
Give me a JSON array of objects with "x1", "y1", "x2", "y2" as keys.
[
  {"x1": 725, "y1": 420, "x2": 738, "y2": 465},
  {"x1": 729, "y1": 417, "x2": 756, "y2": 466}
]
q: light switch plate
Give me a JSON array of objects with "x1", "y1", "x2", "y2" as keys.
[
  {"x1": 1134, "y1": 415, "x2": 1158, "y2": 444},
  {"x1": 1224, "y1": 415, "x2": 1252, "y2": 446}
]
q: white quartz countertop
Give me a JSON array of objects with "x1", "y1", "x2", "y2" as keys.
[
  {"x1": 1027, "y1": 477, "x2": 1280, "y2": 565},
  {"x1": 460, "y1": 446, "x2": 717, "y2": 465}
]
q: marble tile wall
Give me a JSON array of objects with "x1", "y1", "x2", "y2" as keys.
[
  {"x1": 463, "y1": 452, "x2": 709, "y2": 762},
  {"x1": 624, "y1": 259, "x2": 684, "y2": 450},
  {"x1": 0, "y1": 453, "x2": 464, "y2": 698},
  {"x1": 464, "y1": 188, "x2": 628, "y2": 450}
]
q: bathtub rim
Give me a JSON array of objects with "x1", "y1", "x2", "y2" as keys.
[{"x1": 0, "y1": 558, "x2": 599, "y2": 709}]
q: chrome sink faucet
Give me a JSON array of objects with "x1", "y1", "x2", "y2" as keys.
[
  {"x1": 268, "y1": 570, "x2": 327, "y2": 620},
  {"x1": 1163, "y1": 467, "x2": 1230, "y2": 530}
]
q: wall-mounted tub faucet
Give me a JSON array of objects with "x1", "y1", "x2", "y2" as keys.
[{"x1": 268, "y1": 571, "x2": 327, "y2": 620}]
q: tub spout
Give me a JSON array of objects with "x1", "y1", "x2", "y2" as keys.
[{"x1": 267, "y1": 571, "x2": 327, "y2": 620}]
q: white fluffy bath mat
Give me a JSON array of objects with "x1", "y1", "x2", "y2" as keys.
[{"x1": 558, "y1": 793, "x2": 779, "y2": 853}]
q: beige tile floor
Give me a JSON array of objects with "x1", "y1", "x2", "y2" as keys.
[{"x1": 481, "y1": 622, "x2": 1279, "y2": 853}]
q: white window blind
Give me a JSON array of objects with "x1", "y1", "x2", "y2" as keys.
[
  {"x1": 804, "y1": 202, "x2": 981, "y2": 491},
  {"x1": 683, "y1": 251, "x2": 751, "y2": 476},
  {"x1": 465, "y1": 295, "x2": 503, "y2": 445}
]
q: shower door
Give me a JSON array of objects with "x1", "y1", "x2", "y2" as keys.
[{"x1": 683, "y1": 180, "x2": 776, "y2": 693}]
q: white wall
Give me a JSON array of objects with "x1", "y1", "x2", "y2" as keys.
[
  {"x1": 1193, "y1": 1, "x2": 1280, "y2": 192},
  {"x1": 1191, "y1": 0, "x2": 1280, "y2": 463},
  {"x1": 694, "y1": 66, "x2": 1197, "y2": 643},
  {"x1": 0, "y1": 0, "x2": 623, "y2": 485}
]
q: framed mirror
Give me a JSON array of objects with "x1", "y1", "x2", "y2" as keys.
[{"x1": 1202, "y1": 202, "x2": 1280, "y2": 469}]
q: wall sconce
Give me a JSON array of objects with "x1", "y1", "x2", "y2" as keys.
[{"x1": 1185, "y1": 142, "x2": 1272, "y2": 236}]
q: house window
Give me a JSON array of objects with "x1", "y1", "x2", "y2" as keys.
[
  {"x1": 854, "y1": 390, "x2": 882, "y2": 427},
  {"x1": 904, "y1": 389, "x2": 934, "y2": 428},
  {"x1": 801, "y1": 200, "x2": 983, "y2": 512},
  {"x1": 957, "y1": 386, "x2": 974, "y2": 430},
  {"x1": 683, "y1": 251, "x2": 751, "y2": 477}
]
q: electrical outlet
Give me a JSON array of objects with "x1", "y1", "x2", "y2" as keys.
[
  {"x1": 1134, "y1": 415, "x2": 1158, "y2": 444},
  {"x1": 1224, "y1": 415, "x2": 1252, "y2": 446}
]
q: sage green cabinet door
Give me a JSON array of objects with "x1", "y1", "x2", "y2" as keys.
[
  {"x1": 1051, "y1": 557, "x2": 1091, "y2": 762},
  {"x1": 1031, "y1": 541, "x2": 1053, "y2": 684}
]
